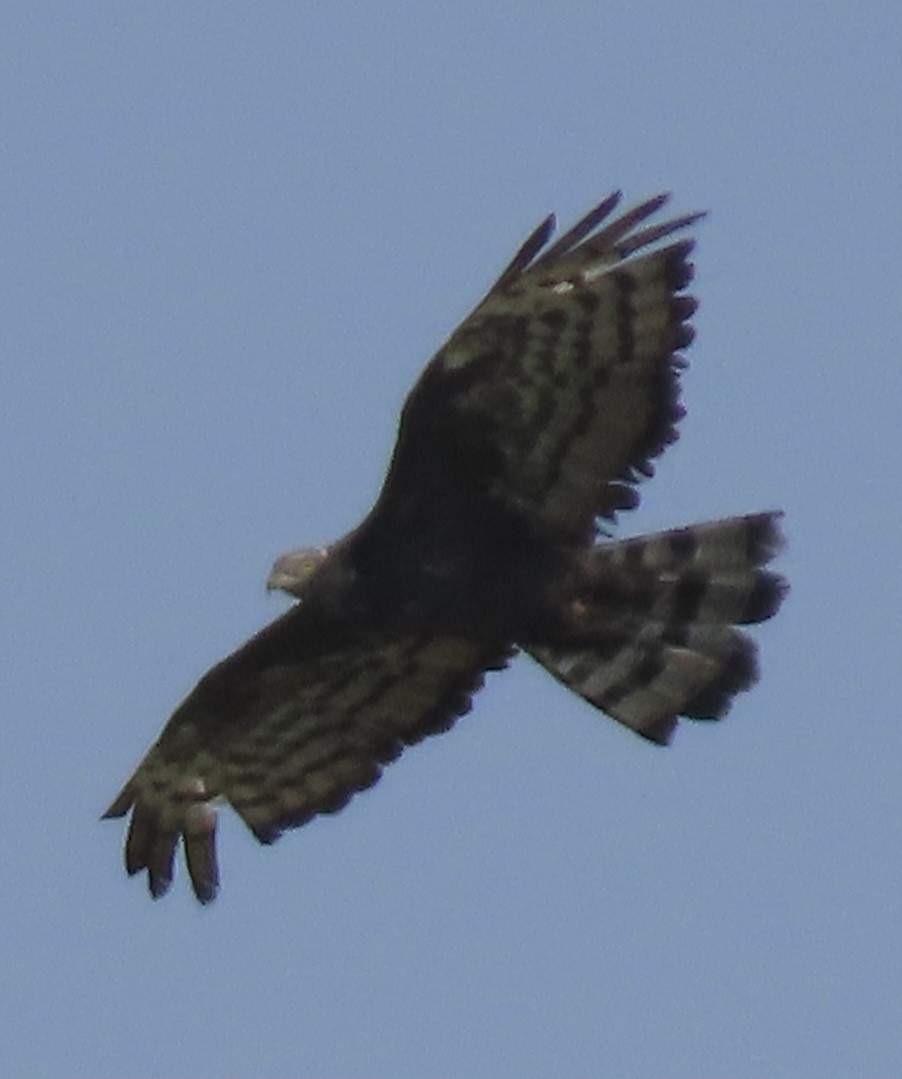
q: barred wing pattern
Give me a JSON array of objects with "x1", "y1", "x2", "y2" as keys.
[
  {"x1": 104, "y1": 191, "x2": 786, "y2": 904},
  {"x1": 104, "y1": 634, "x2": 510, "y2": 902},
  {"x1": 394, "y1": 192, "x2": 703, "y2": 542}
]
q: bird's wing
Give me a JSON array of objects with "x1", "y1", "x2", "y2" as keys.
[
  {"x1": 103, "y1": 606, "x2": 509, "y2": 902},
  {"x1": 372, "y1": 192, "x2": 702, "y2": 544}
]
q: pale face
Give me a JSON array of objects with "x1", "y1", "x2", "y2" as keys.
[{"x1": 265, "y1": 545, "x2": 330, "y2": 598}]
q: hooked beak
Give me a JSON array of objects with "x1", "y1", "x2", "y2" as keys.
[
  {"x1": 265, "y1": 549, "x2": 314, "y2": 598},
  {"x1": 266, "y1": 569, "x2": 293, "y2": 593}
]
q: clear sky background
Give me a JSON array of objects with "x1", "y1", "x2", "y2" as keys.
[{"x1": 2, "y1": 4, "x2": 901, "y2": 1077}]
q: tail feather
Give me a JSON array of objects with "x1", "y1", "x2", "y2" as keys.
[
  {"x1": 527, "y1": 512, "x2": 786, "y2": 744},
  {"x1": 596, "y1": 512, "x2": 787, "y2": 626}
]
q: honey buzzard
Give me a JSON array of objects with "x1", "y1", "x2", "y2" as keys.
[{"x1": 103, "y1": 191, "x2": 787, "y2": 903}]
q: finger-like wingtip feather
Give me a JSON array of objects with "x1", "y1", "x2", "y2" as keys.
[
  {"x1": 537, "y1": 190, "x2": 623, "y2": 263},
  {"x1": 113, "y1": 789, "x2": 219, "y2": 903},
  {"x1": 616, "y1": 210, "x2": 707, "y2": 258},
  {"x1": 492, "y1": 212, "x2": 558, "y2": 290},
  {"x1": 184, "y1": 804, "x2": 220, "y2": 904},
  {"x1": 148, "y1": 830, "x2": 177, "y2": 900},
  {"x1": 101, "y1": 784, "x2": 134, "y2": 819}
]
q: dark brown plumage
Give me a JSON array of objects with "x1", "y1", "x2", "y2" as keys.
[{"x1": 104, "y1": 191, "x2": 787, "y2": 903}]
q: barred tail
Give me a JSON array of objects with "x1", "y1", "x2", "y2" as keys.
[{"x1": 527, "y1": 512, "x2": 788, "y2": 744}]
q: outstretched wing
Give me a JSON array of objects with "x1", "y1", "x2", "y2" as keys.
[
  {"x1": 104, "y1": 606, "x2": 509, "y2": 902},
  {"x1": 370, "y1": 192, "x2": 702, "y2": 544}
]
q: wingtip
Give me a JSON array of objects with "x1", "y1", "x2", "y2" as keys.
[
  {"x1": 596, "y1": 188, "x2": 624, "y2": 216},
  {"x1": 185, "y1": 804, "x2": 220, "y2": 904},
  {"x1": 101, "y1": 786, "x2": 133, "y2": 820},
  {"x1": 149, "y1": 873, "x2": 173, "y2": 900}
]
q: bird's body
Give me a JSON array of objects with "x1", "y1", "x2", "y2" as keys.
[{"x1": 104, "y1": 191, "x2": 787, "y2": 903}]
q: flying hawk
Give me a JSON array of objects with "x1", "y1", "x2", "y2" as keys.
[{"x1": 104, "y1": 191, "x2": 787, "y2": 903}]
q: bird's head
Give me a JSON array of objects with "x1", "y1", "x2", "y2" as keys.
[{"x1": 266, "y1": 544, "x2": 330, "y2": 599}]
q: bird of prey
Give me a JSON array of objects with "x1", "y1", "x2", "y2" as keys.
[{"x1": 103, "y1": 191, "x2": 787, "y2": 903}]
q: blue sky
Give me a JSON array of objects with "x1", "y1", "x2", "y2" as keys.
[{"x1": 2, "y1": 4, "x2": 901, "y2": 1076}]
